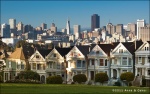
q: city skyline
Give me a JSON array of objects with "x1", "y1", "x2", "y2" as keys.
[{"x1": 1, "y1": 1, "x2": 149, "y2": 29}]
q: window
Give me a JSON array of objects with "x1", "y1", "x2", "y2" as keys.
[
  {"x1": 119, "y1": 49, "x2": 123, "y2": 53},
  {"x1": 49, "y1": 62, "x2": 53, "y2": 68},
  {"x1": 145, "y1": 47, "x2": 147, "y2": 51},
  {"x1": 32, "y1": 63, "x2": 36, "y2": 69},
  {"x1": 53, "y1": 54, "x2": 56, "y2": 57},
  {"x1": 148, "y1": 70, "x2": 150, "y2": 75},
  {"x1": 105, "y1": 60, "x2": 107, "y2": 66},
  {"x1": 57, "y1": 64, "x2": 60, "y2": 69},
  {"x1": 77, "y1": 71, "x2": 81, "y2": 74},
  {"x1": 148, "y1": 56, "x2": 150, "y2": 63},
  {"x1": 128, "y1": 58, "x2": 132, "y2": 65},
  {"x1": 37, "y1": 64, "x2": 41, "y2": 70},
  {"x1": 138, "y1": 57, "x2": 142, "y2": 62},
  {"x1": 100, "y1": 59, "x2": 103, "y2": 66},
  {"x1": 36, "y1": 55, "x2": 40, "y2": 58},
  {"x1": 92, "y1": 59, "x2": 94, "y2": 65},
  {"x1": 9, "y1": 62, "x2": 11, "y2": 68},
  {"x1": 21, "y1": 62, "x2": 24, "y2": 69},
  {"x1": 77, "y1": 60, "x2": 82, "y2": 68},
  {"x1": 122, "y1": 57, "x2": 127, "y2": 65},
  {"x1": 147, "y1": 47, "x2": 149, "y2": 51},
  {"x1": 61, "y1": 62, "x2": 64, "y2": 69},
  {"x1": 122, "y1": 70, "x2": 127, "y2": 73},
  {"x1": 82, "y1": 61, "x2": 85, "y2": 68},
  {"x1": 96, "y1": 51, "x2": 99, "y2": 54}
]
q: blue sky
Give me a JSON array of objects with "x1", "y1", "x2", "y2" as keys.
[{"x1": 1, "y1": 1, "x2": 149, "y2": 29}]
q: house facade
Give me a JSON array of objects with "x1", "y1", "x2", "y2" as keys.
[{"x1": 135, "y1": 41, "x2": 150, "y2": 86}]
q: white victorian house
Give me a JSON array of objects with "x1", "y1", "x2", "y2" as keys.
[
  {"x1": 29, "y1": 49, "x2": 52, "y2": 83},
  {"x1": 110, "y1": 42, "x2": 135, "y2": 79},
  {"x1": 65, "y1": 46, "x2": 89, "y2": 82},
  {"x1": 45, "y1": 47, "x2": 71, "y2": 82},
  {"x1": 135, "y1": 41, "x2": 150, "y2": 86},
  {"x1": 87, "y1": 44, "x2": 117, "y2": 81}
]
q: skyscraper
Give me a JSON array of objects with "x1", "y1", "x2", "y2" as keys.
[
  {"x1": 73, "y1": 25, "x2": 81, "y2": 39},
  {"x1": 17, "y1": 22, "x2": 23, "y2": 31},
  {"x1": 1, "y1": 23, "x2": 10, "y2": 38},
  {"x1": 9, "y1": 19, "x2": 16, "y2": 29},
  {"x1": 66, "y1": 18, "x2": 70, "y2": 35},
  {"x1": 41, "y1": 23, "x2": 47, "y2": 30},
  {"x1": 137, "y1": 19, "x2": 145, "y2": 39},
  {"x1": 91, "y1": 14, "x2": 100, "y2": 31},
  {"x1": 50, "y1": 23, "x2": 57, "y2": 33}
]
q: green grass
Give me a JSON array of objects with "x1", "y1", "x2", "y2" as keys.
[{"x1": 0, "y1": 83, "x2": 150, "y2": 94}]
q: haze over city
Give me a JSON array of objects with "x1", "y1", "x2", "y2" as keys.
[{"x1": 1, "y1": 1, "x2": 149, "y2": 29}]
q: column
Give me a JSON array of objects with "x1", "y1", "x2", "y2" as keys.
[
  {"x1": 127, "y1": 57, "x2": 129, "y2": 66},
  {"x1": 31, "y1": 62, "x2": 32, "y2": 70},
  {"x1": 36, "y1": 63, "x2": 37, "y2": 70},
  {"x1": 88, "y1": 71, "x2": 90, "y2": 81},
  {"x1": 145, "y1": 56, "x2": 147, "y2": 64},
  {"x1": 116, "y1": 69, "x2": 119, "y2": 78},
  {"x1": 135, "y1": 68, "x2": 137, "y2": 76},
  {"x1": 111, "y1": 69, "x2": 113, "y2": 78},
  {"x1": 8, "y1": 73, "x2": 10, "y2": 81},
  {"x1": 145, "y1": 68, "x2": 147, "y2": 76}
]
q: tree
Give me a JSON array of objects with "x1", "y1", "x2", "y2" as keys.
[
  {"x1": 120, "y1": 72, "x2": 134, "y2": 86},
  {"x1": 73, "y1": 74, "x2": 87, "y2": 84},
  {"x1": 46, "y1": 76, "x2": 63, "y2": 84},
  {"x1": 95, "y1": 72, "x2": 108, "y2": 85},
  {"x1": 15, "y1": 40, "x2": 28, "y2": 49}
]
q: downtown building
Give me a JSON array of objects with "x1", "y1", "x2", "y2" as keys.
[{"x1": 91, "y1": 14, "x2": 100, "y2": 31}]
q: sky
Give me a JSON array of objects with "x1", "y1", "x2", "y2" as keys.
[{"x1": 1, "y1": 1, "x2": 149, "y2": 30}]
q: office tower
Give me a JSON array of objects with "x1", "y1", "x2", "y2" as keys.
[
  {"x1": 23, "y1": 25, "x2": 33, "y2": 33},
  {"x1": 9, "y1": 19, "x2": 16, "y2": 29},
  {"x1": 50, "y1": 23, "x2": 57, "y2": 33},
  {"x1": 139, "y1": 25, "x2": 150, "y2": 41},
  {"x1": 1, "y1": 23, "x2": 10, "y2": 38},
  {"x1": 137, "y1": 19, "x2": 145, "y2": 39},
  {"x1": 62, "y1": 28, "x2": 67, "y2": 34},
  {"x1": 106, "y1": 23, "x2": 116, "y2": 35},
  {"x1": 91, "y1": 14, "x2": 100, "y2": 31},
  {"x1": 116, "y1": 24, "x2": 123, "y2": 36},
  {"x1": 35, "y1": 26, "x2": 42, "y2": 31},
  {"x1": 127, "y1": 23, "x2": 137, "y2": 36},
  {"x1": 73, "y1": 25, "x2": 81, "y2": 39},
  {"x1": 17, "y1": 22, "x2": 23, "y2": 31},
  {"x1": 41, "y1": 23, "x2": 47, "y2": 30},
  {"x1": 66, "y1": 18, "x2": 70, "y2": 35}
]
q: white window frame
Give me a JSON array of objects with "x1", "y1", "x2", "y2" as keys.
[
  {"x1": 138, "y1": 56, "x2": 142, "y2": 63},
  {"x1": 122, "y1": 57, "x2": 127, "y2": 65},
  {"x1": 119, "y1": 49, "x2": 123, "y2": 53}
]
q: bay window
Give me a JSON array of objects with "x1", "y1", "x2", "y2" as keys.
[{"x1": 122, "y1": 57, "x2": 127, "y2": 65}]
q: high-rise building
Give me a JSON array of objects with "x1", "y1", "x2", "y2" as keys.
[
  {"x1": 139, "y1": 25, "x2": 150, "y2": 42},
  {"x1": 137, "y1": 19, "x2": 145, "y2": 39},
  {"x1": 9, "y1": 19, "x2": 16, "y2": 29},
  {"x1": 91, "y1": 14, "x2": 100, "y2": 31},
  {"x1": 106, "y1": 23, "x2": 116, "y2": 35},
  {"x1": 73, "y1": 25, "x2": 81, "y2": 39},
  {"x1": 127, "y1": 23, "x2": 137, "y2": 36},
  {"x1": 17, "y1": 22, "x2": 23, "y2": 32},
  {"x1": 1, "y1": 23, "x2": 10, "y2": 38},
  {"x1": 23, "y1": 25, "x2": 33, "y2": 33},
  {"x1": 116, "y1": 24, "x2": 123, "y2": 36},
  {"x1": 50, "y1": 23, "x2": 57, "y2": 33},
  {"x1": 66, "y1": 18, "x2": 70, "y2": 35},
  {"x1": 41, "y1": 23, "x2": 47, "y2": 30}
]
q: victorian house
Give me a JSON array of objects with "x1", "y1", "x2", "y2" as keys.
[
  {"x1": 135, "y1": 41, "x2": 150, "y2": 86},
  {"x1": 65, "y1": 45, "x2": 90, "y2": 81},
  {"x1": 3, "y1": 47, "x2": 26, "y2": 82},
  {"x1": 87, "y1": 43, "x2": 118, "y2": 81}
]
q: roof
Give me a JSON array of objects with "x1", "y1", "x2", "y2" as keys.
[
  {"x1": 147, "y1": 41, "x2": 150, "y2": 44},
  {"x1": 38, "y1": 49, "x2": 52, "y2": 58},
  {"x1": 98, "y1": 43, "x2": 119, "y2": 56},
  {"x1": 76, "y1": 45, "x2": 90, "y2": 56},
  {"x1": 9, "y1": 47, "x2": 25, "y2": 60},
  {"x1": 55, "y1": 47, "x2": 72, "y2": 57}
]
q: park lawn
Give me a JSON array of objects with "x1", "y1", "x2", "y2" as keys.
[{"x1": 0, "y1": 83, "x2": 149, "y2": 94}]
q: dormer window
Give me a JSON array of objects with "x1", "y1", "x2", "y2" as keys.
[{"x1": 119, "y1": 49, "x2": 123, "y2": 53}]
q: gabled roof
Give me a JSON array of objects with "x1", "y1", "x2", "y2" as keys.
[
  {"x1": 76, "y1": 45, "x2": 90, "y2": 56},
  {"x1": 9, "y1": 47, "x2": 25, "y2": 60},
  {"x1": 38, "y1": 49, "x2": 52, "y2": 58},
  {"x1": 55, "y1": 47, "x2": 72, "y2": 57},
  {"x1": 147, "y1": 41, "x2": 150, "y2": 44},
  {"x1": 98, "y1": 42, "x2": 119, "y2": 56}
]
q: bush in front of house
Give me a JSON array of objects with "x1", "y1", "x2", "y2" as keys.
[
  {"x1": 15, "y1": 70, "x2": 40, "y2": 81},
  {"x1": 5, "y1": 79, "x2": 41, "y2": 84},
  {"x1": 46, "y1": 75, "x2": 63, "y2": 84},
  {"x1": 113, "y1": 81, "x2": 121, "y2": 86},
  {"x1": 73, "y1": 74, "x2": 87, "y2": 84},
  {"x1": 120, "y1": 72, "x2": 134, "y2": 86},
  {"x1": 95, "y1": 72, "x2": 108, "y2": 85}
]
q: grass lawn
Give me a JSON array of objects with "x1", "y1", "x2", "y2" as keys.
[{"x1": 0, "y1": 83, "x2": 150, "y2": 94}]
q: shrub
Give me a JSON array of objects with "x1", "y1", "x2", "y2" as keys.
[
  {"x1": 16, "y1": 70, "x2": 40, "y2": 81},
  {"x1": 73, "y1": 74, "x2": 87, "y2": 84},
  {"x1": 5, "y1": 79, "x2": 41, "y2": 84},
  {"x1": 120, "y1": 72, "x2": 134, "y2": 86},
  {"x1": 0, "y1": 75, "x2": 3, "y2": 83},
  {"x1": 95, "y1": 72, "x2": 108, "y2": 85},
  {"x1": 46, "y1": 76, "x2": 63, "y2": 84}
]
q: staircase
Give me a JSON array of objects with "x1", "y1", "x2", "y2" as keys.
[{"x1": 132, "y1": 76, "x2": 142, "y2": 87}]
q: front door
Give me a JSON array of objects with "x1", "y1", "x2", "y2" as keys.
[
  {"x1": 90, "y1": 71, "x2": 94, "y2": 80},
  {"x1": 41, "y1": 75, "x2": 45, "y2": 83},
  {"x1": 113, "y1": 69, "x2": 117, "y2": 79}
]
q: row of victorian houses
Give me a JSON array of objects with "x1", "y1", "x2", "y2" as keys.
[{"x1": 2, "y1": 40, "x2": 150, "y2": 86}]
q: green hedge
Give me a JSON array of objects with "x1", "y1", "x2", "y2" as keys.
[
  {"x1": 73, "y1": 74, "x2": 87, "y2": 83},
  {"x1": 15, "y1": 70, "x2": 40, "y2": 81},
  {"x1": 95, "y1": 73, "x2": 108, "y2": 85},
  {"x1": 46, "y1": 76, "x2": 63, "y2": 84},
  {"x1": 5, "y1": 79, "x2": 41, "y2": 84}
]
